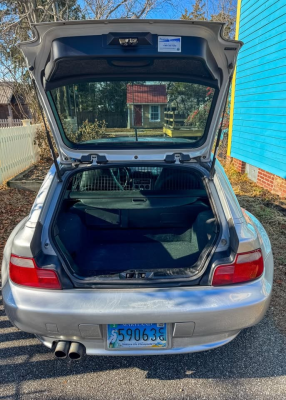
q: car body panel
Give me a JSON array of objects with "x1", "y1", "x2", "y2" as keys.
[
  {"x1": 18, "y1": 20, "x2": 242, "y2": 163},
  {"x1": 7, "y1": 161, "x2": 264, "y2": 259},
  {"x1": 3, "y1": 250, "x2": 272, "y2": 355},
  {"x1": 38, "y1": 331, "x2": 241, "y2": 355},
  {"x1": 2, "y1": 162, "x2": 273, "y2": 354},
  {"x1": 8, "y1": 161, "x2": 261, "y2": 288},
  {"x1": 2, "y1": 161, "x2": 273, "y2": 355}
]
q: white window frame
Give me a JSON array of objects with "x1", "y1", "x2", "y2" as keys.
[{"x1": 149, "y1": 105, "x2": 160, "y2": 122}]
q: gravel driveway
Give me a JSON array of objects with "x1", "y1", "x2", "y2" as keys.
[{"x1": 1, "y1": 289, "x2": 286, "y2": 400}]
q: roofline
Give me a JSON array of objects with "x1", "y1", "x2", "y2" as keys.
[{"x1": 31, "y1": 19, "x2": 228, "y2": 29}]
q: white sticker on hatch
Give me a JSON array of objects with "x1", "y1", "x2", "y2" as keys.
[{"x1": 158, "y1": 36, "x2": 181, "y2": 52}]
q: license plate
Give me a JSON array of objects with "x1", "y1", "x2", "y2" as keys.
[{"x1": 107, "y1": 323, "x2": 167, "y2": 349}]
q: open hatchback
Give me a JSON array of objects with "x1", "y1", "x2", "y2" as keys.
[
  {"x1": 18, "y1": 19, "x2": 242, "y2": 285},
  {"x1": 2, "y1": 19, "x2": 273, "y2": 358}
]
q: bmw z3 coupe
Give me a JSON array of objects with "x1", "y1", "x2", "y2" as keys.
[{"x1": 2, "y1": 19, "x2": 273, "y2": 360}]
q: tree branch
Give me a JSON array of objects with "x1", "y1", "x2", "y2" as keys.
[{"x1": 105, "y1": 0, "x2": 129, "y2": 19}]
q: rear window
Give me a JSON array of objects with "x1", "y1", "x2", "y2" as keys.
[{"x1": 49, "y1": 80, "x2": 215, "y2": 148}]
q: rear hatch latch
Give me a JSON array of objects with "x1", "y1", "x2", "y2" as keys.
[
  {"x1": 164, "y1": 153, "x2": 191, "y2": 164},
  {"x1": 80, "y1": 154, "x2": 108, "y2": 165},
  {"x1": 119, "y1": 272, "x2": 154, "y2": 279}
]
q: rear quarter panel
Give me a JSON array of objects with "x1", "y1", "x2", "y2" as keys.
[
  {"x1": 1, "y1": 165, "x2": 56, "y2": 286},
  {"x1": 214, "y1": 160, "x2": 273, "y2": 287}
]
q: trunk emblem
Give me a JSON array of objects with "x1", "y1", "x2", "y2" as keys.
[{"x1": 119, "y1": 38, "x2": 138, "y2": 47}]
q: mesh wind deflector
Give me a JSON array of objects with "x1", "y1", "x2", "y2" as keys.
[{"x1": 69, "y1": 167, "x2": 203, "y2": 192}]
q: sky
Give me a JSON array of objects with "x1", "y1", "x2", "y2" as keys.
[
  {"x1": 148, "y1": 1, "x2": 191, "y2": 19},
  {"x1": 77, "y1": 0, "x2": 193, "y2": 20}
]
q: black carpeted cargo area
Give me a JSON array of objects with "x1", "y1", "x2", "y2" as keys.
[
  {"x1": 53, "y1": 166, "x2": 218, "y2": 279},
  {"x1": 56, "y1": 205, "x2": 216, "y2": 277},
  {"x1": 53, "y1": 165, "x2": 217, "y2": 279},
  {"x1": 73, "y1": 228, "x2": 200, "y2": 275}
]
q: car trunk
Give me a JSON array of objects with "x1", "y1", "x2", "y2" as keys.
[{"x1": 52, "y1": 165, "x2": 218, "y2": 281}]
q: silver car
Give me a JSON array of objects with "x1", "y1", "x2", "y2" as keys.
[{"x1": 2, "y1": 20, "x2": 273, "y2": 360}]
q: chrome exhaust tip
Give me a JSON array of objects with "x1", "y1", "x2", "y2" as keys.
[
  {"x1": 68, "y1": 342, "x2": 86, "y2": 360},
  {"x1": 54, "y1": 341, "x2": 71, "y2": 359}
]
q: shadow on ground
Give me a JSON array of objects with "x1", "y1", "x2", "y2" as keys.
[{"x1": 0, "y1": 290, "x2": 286, "y2": 391}]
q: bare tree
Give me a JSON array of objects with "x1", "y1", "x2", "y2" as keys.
[
  {"x1": 0, "y1": 1, "x2": 83, "y2": 119},
  {"x1": 83, "y1": 0, "x2": 162, "y2": 19},
  {"x1": 208, "y1": 0, "x2": 236, "y2": 39},
  {"x1": 181, "y1": 0, "x2": 236, "y2": 39},
  {"x1": 181, "y1": 0, "x2": 207, "y2": 21},
  {"x1": 0, "y1": 0, "x2": 173, "y2": 121}
]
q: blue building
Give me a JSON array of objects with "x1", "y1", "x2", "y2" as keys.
[{"x1": 228, "y1": 0, "x2": 286, "y2": 197}]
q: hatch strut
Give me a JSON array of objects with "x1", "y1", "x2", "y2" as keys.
[
  {"x1": 32, "y1": 79, "x2": 62, "y2": 182},
  {"x1": 209, "y1": 79, "x2": 232, "y2": 180}
]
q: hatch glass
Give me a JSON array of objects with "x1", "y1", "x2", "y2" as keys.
[{"x1": 49, "y1": 80, "x2": 216, "y2": 149}]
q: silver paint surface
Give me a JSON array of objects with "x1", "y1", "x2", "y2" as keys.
[{"x1": 2, "y1": 159, "x2": 274, "y2": 355}]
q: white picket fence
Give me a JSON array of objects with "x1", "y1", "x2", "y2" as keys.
[
  {"x1": 0, "y1": 123, "x2": 41, "y2": 184},
  {"x1": 0, "y1": 118, "x2": 23, "y2": 128}
]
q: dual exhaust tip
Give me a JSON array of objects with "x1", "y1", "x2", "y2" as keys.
[{"x1": 55, "y1": 341, "x2": 85, "y2": 360}]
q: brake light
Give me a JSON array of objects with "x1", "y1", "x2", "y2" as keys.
[
  {"x1": 9, "y1": 255, "x2": 61, "y2": 289},
  {"x1": 212, "y1": 250, "x2": 264, "y2": 286}
]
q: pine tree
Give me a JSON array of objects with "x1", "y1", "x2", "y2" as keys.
[{"x1": 181, "y1": 0, "x2": 207, "y2": 21}]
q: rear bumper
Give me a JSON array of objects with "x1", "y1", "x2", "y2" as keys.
[
  {"x1": 37, "y1": 331, "x2": 241, "y2": 355},
  {"x1": 3, "y1": 258, "x2": 273, "y2": 355}
]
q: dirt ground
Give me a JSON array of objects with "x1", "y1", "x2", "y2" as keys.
[
  {"x1": 221, "y1": 161, "x2": 286, "y2": 335},
  {"x1": 1, "y1": 159, "x2": 285, "y2": 335},
  {"x1": 0, "y1": 185, "x2": 36, "y2": 260},
  {"x1": 20, "y1": 160, "x2": 52, "y2": 181}
]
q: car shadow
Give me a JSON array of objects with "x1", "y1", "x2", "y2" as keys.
[{"x1": 0, "y1": 291, "x2": 286, "y2": 387}]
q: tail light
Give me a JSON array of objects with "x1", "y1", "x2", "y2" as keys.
[
  {"x1": 212, "y1": 249, "x2": 264, "y2": 286},
  {"x1": 9, "y1": 254, "x2": 61, "y2": 289}
]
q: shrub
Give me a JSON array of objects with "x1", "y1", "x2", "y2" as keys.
[
  {"x1": 35, "y1": 124, "x2": 57, "y2": 162},
  {"x1": 35, "y1": 119, "x2": 107, "y2": 161},
  {"x1": 67, "y1": 119, "x2": 107, "y2": 143}
]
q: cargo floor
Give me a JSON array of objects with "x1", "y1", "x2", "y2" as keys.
[{"x1": 73, "y1": 228, "x2": 201, "y2": 276}]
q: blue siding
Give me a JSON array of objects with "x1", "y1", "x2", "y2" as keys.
[{"x1": 231, "y1": 0, "x2": 286, "y2": 179}]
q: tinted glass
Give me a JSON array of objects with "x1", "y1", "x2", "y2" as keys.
[{"x1": 50, "y1": 81, "x2": 215, "y2": 146}]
